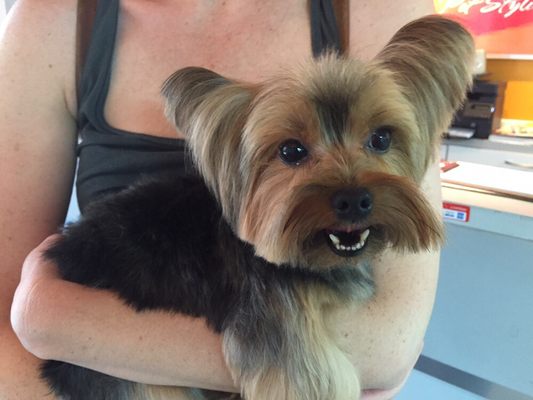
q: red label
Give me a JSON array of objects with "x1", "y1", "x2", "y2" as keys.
[{"x1": 442, "y1": 202, "x2": 471, "y2": 222}]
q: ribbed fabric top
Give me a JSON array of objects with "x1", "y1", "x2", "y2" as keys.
[{"x1": 76, "y1": 0, "x2": 342, "y2": 213}]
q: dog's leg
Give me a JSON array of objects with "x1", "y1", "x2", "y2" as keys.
[{"x1": 223, "y1": 284, "x2": 360, "y2": 400}]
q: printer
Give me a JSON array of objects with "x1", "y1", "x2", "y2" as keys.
[{"x1": 449, "y1": 79, "x2": 506, "y2": 139}]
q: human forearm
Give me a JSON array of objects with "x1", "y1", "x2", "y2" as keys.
[
  {"x1": 332, "y1": 247, "x2": 439, "y2": 390},
  {"x1": 12, "y1": 242, "x2": 437, "y2": 399},
  {"x1": 332, "y1": 159, "x2": 442, "y2": 391},
  {"x1": 12, "y1": 269, "x2": 237, "y2": 392}
]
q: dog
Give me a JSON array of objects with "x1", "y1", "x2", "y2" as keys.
[{"x1": 41, "y1": 15, "x2": 474, "y2": 400}]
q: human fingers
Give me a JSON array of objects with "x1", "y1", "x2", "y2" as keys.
[{"x1": 19, "y1": 234, "x2": 62, "y2": 282}]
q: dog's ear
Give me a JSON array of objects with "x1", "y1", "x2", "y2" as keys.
[
  {"x1": 373, "y1": 15, "x2": 475, "y2": 168},
  {"x1": 162, "y1": 67, "x2": 256, "y2": 225}
]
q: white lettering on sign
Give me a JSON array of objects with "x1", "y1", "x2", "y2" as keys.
[{"x1": 439, "y1": 0, "x2": 533, "y2": 18}]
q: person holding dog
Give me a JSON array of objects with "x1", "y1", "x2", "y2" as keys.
[{"x1": 2, "y1": 0, "x2": 443, "y2": 399}]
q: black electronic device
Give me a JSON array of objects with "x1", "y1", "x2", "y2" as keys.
[{"x1": 450, "y1": 79, "x2": 506, "y2": 139}]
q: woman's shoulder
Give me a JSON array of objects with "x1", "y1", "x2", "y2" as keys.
[
  {"x1": 3, "y1": 0, "x2": 78, "y2": 46},
  {"x1": 2, "y1": 0, "x2": 78, "y2": 115}
]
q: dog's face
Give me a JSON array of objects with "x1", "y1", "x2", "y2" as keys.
[{"x1": 163, "y1": 16, "x2": 474, "y2": 270}]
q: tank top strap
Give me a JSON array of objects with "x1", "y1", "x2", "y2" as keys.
[
  {"x1": 310, "y1": 0, "x2": 344, "y2": 57},
  {"x1": 77, "y1": 0, "x2": 120, "y2": 129}
]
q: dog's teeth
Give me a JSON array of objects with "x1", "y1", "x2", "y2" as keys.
[
  {"x1": 330, "y1": 229, "x2": 370, "y2": 253},
  {"x1": 356, "y1": 229, "x2": 370, "y2": 248},
  {"x1": 329, "y1": 234, "x2": 340, "y2": 245}
]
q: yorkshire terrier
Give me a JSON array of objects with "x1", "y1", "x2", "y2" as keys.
[{"x1": 41, "y1": 15, "x2": 474, "y2": 400}]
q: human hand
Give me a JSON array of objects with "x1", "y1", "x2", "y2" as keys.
[{"x1": 18, "y1": 234, "x2": 62, "y2": 283}]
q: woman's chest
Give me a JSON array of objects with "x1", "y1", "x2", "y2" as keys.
[{"x1": 104, "y1": 1, "x2": 312, "y2": 138}]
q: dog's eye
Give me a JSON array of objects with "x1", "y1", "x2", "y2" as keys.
[
  {"x1": 279, "y1": 139, "x2": 308, "y2": 166},
  {"x1": 367, "y1": 127, "x2": 392, "y2": 153}
]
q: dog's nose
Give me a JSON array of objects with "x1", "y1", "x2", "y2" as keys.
[{"x1": 331, "y1": 188, "x2": 373, "y2": 221}]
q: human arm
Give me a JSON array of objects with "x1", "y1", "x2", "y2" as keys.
[{"x1": 0, "y1": 0, "x2": 77, "y2": 397}]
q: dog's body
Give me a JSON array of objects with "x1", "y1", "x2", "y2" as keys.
[
  {"x1": 42, "y1": 16, "x2": 474, "y2": 400},
  {"x1": 42, "y1": 175, "x2": 370, "y2": 400}
]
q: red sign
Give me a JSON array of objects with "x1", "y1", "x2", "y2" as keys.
[{"x1": 434, "y1": 1, "x2": 533, "y2": 56}]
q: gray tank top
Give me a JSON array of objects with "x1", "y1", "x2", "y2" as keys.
[{"x1": 76, "y1": 0, "x2": 342, "y2": 213}]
